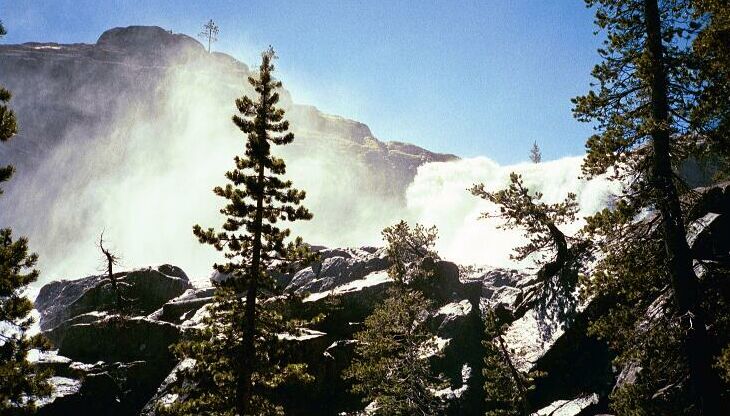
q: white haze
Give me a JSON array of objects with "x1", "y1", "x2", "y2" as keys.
[
  {"x1": 6, "y1": 64, "x2": 617, "y2": 286},
  {"x1": 406, "y1": 157, "x2": 618, "y2": 268}
]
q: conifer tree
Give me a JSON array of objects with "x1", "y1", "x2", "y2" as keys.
[
  {"x1": 381, "y1": 220, "x2": 439, "y2": 285},
  {"x1": 471, "y1": 173, "x2": 591, "y2": 329},
  {"x1": 472, "y1": 174, "x2": 587, "y2": 414},
  {"x1": 529, "y1": 142, "x2": 541, "y2": 164},
  {"x1": 344, "y1": 221, "x2": 446, "y2": 415},
  {"x1": 0, "y1": 23, "x2": 53, "y2": 414},
  {"x1": 572, "y1": 0, "x2": 724, "y2": 413},
  {"x1": 162, "y1": 47, "x2": 313, "y2": 416},
  {"x1": 482, "y1": 309, "x2": 537, "y2": 416},
  {"x1": 689, "y1": 1, "x2": 730, "y2": 385},
  {"x1": 691, "y1": 0, "x2": 730, "y2": 180},
  {"x1": 345, "y1": 288, "x2": 445, "y2": 416},
  {"x1": 198, "y1": 19, "x2": 219, "y2": 53}
]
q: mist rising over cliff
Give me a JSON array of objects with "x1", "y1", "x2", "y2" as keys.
[{"x1": 0, "y1": 26, "x2": 613, "y2": 283}]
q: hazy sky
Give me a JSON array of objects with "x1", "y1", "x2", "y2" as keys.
[{"x1": 1, "y1": 1, "x2": 601, "y2": 163}]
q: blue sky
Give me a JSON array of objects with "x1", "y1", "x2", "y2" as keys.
[{"x1": 1, "y1": 1, "x2": 601, "y2": 163}]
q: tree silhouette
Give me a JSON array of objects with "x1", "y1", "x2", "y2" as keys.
[
  {"x1": 161, "y1": 47, "x2": 314, "y2": 416},
  {"x1": 97, "y1": 232, "x2": 128, "y2": 313},
  {"x1": 529, "y1": 141, "x2": 541, "y2": 163},
  {"x1": 573, "y1": 0, "x2": 725, "y2": 412},
  {"x1": 198, "y1": 19, "x2": 219, "y2": 53}
]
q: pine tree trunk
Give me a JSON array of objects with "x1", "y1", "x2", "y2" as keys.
[
  {"x1": 238, "y1": 151, "x2": 266, "y2": 415},
  {"x1": 497, "y1": 335, "x2": 530, "y2": 415},
  {"x1": 643, "y1": 0, "x2": 720, "y2": 413},
  {"x1": 108, "y1": 258, "x2": 122, "y2": 312}
]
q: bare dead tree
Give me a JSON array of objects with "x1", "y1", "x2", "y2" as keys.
[{"x1": 98, "y1": 232, "x2": 128, "y2": 313}]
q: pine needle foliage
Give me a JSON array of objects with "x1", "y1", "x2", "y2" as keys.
[
  {"x1": 529, "y1": 142, "x2": 542, "y2": 164},
  {"x1": 381, "y1": 220, "x2": 440, "y2": 284},
  {"x1": 161, "y1": 47, "x2": 313, "y2": 416},
  {"x1": 482, "y1": 309, "x2": 539, "y2": 416},
  {"x1": 471, "y1": 173, "x2": 591, "y2": 330},
  {"x1": 344, "y1": 287, "x2": 446, "y2": 416},
  {"x1": 0, "y1": 23, "x2": 53, "y2": 414},
  {"x1": 0, "y1": 87, "x2": 18, "y2": 192},
  {"x1": 344, "y1": 222, "x2": 447, "y2": 416},
  {"x1": 159, "y1": 288, "x2": 312, "y2": 416},
  {"x1": 573, "y1": 0, "x2": 729, "y2": 413},
  {"x1": 691, "y1": 0, "x2": 730, "y2": 181}
]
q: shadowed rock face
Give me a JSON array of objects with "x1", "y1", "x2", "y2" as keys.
[
  {"x1": 33, "y1": 265, "x2": 193, "y2": 416},
  {"x1": 35, "y1": 265, "x2": 192, "y2": 331}
]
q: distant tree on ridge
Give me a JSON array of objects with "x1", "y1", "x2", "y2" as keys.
[
  {"x1": 198, "y1": 19, "x2": 219, "y2": 53},
  {"x1": 529, "y1": 141, "x2": 541, "y2": 163}
]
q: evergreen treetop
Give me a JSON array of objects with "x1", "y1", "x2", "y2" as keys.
[
  {"x1": 381, "y1": 220, "x2": 439, "y2": 284},
  {"x1": 471, "y1": 173, "x2": 591, "y2": 330},
  {"x1": 192, "y1": 46, "x2": 312, "y2": 289},
  {"x1": 529, "y1": 142, "x2": 541, "y2": 164}
]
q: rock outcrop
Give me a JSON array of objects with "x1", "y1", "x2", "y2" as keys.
[
  {"x1": 33, "y1": 266, "x2": 193, "y2": 415},
  {"x1": 33, "y1": 246, "x2": 617, "y2": 415},
  {"x1": 35, "y1": 185, "x2": 730, "y2": 415},
  {"x1": 35, "y1": 265, "x2": 192, "y2": 331}
]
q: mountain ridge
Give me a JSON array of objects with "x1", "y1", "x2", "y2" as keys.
[{"x1": 0, "y1": 25, "x2": 457, "y2": 280}]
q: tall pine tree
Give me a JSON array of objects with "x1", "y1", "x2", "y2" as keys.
[
  {"x1": 573, "y1": 0, "x2": 723, "y2": 413},
  {"x1": 162, "y1": 47, "x2": 313, "y2": 416},
  {"x1": 529, "y1": 142, "x2": 542, "y2": 164},
  {"x1": 692, "y1": 0, "x2": 730, "y2": 383},
  {"x1": 0, "y1": 20, "x2": 53, "y2": 414},
  {"x1": 472, "y1": 174, "x2": 586, "y2": 414}
]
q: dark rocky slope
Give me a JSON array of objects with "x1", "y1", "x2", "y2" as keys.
[
  {"x1": 33, "y1": 251, "x2": 609, "y2": 416},
  {"x1": 31, "y1": 183, "x2": 730, "y2": 415}
]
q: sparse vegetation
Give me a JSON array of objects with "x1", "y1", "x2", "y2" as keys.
[
  {"x1": 0, "y1": 22, "x2": 53, "y2": 414},
  {"x1": 198, "y1": 19, "x2": 219, "y2": 53},
  {"x1": 344, "y1": 222, "x2": 447, "y2": 415}
]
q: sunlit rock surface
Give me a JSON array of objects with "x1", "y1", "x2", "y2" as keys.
[{"x1": 35, "y1": 265, "x2": 192, "y2": 331}]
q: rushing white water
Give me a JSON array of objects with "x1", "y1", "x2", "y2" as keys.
[{"x1": 405, "y1": 156, "x2": 617, "y2": 269}]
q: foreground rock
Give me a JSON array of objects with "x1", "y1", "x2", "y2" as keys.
[
  {"x1": 34, "y1": 265, "x2": 192, "y2": 415},
  {"x1": 37, "y1": 199, "x2": 730, "y2": 416},
  {"x1": 35, "y1": 265, "x2": 191, "y2": 331},
  {"x1": 32, "y1": 244, "x2": 622, "y2": 416},
  {"x1": 32, "y1": 241, "x2": 623, "y2": 415}
]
